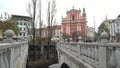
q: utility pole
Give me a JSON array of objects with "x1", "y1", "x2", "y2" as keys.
[
  {"x1": 93, "y1": 16, "x2": 96, "y2": 32},
  {"x1": 93, "y1": 16, "x2": 96, "y2": 41}
]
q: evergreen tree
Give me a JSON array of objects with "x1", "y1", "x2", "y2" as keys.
[{"x1": 98, "y1": 23, "x2": 110, "y2": 40}]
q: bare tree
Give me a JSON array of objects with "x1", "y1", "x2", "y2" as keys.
[
  {"x1": 47, "y1": 0, "x2": 57, "y2": 42},
  {"x1": 26, "y1": 0, "x2": 38, "y2": 61},
  {"x1": 26, "y1": 0, "x2": 37, "y2": 45},
  {"x1": 47, "y1": 0, "x2": 57, "y2": 60},
  {"x1": 38, "y1": 0, "x2": 43, "y2": 45},
  {"x1": 26, "y1": 2, "x2": 33, "y2": 41}
]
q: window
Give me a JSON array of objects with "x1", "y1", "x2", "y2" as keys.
[
  {"x1": 24, "y1": 23, "x2": 26, "y2": 25},
  {"x1": 20, "y1": 22, "x2": 22, "y2": 25},
  {"x1": 24, "y1": 28, "x2": 26, "y2": 31},
  {"x1": 118, "y1": 29, "x2": 119, "y2": 32},
  {"x1": 20, "y1": 18, "x2": 22, "y2": 21},
  {"x1": 114, "y1": 29, "x2": 116, "y2": 34},
  {"x1": 23, "y1": 33, "x2": 26, "y2": 36},
  {"x1": 19, "y1": 27, "x2": 22, "y2": 31},
  {"x1": 117, "y1": 23, "x2": 119, "y2": 27},
  {"x1": 19, "y1": 33, "x2": 22, "y2": 36},
  {"x1": 17, "y1": 22, "x2": 19, "y2": 25},
  {"x1": 72, "y1": 16, "x2": 75, "y2": 21}
]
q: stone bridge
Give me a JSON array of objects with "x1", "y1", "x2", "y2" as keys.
[
  {"x1": 0, "y1": 30, "x2": 28, "y2": 68},
  {"x1": 56, "y1": 31, "x2": 120, "y2": 68}
]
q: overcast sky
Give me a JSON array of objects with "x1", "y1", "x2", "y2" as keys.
[{"x1": 0, "y1": 0, "x2": 120, "y2": 30}]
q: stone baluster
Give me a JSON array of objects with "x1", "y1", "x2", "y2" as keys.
[
  {"x1": 21, "y1": 45, "x2": 24, "y2": 57},
  {"x1": 80, "y1": 45, "x2": 83, "y2": 59},
  {"x1": 10, "y1": 48, "x2": 14, "y2": 68},
  {"x1": 0, "y1": 52, "x2": 6, "y2": 68},
  {"x1": 14, "y1": 47, "x2": 19, "y2": 67},
  {"x1": 87, "y1": 45, "x2": 91, "y2": 63},
  {"x1": 4, "y1": 51, "x2": 10, "y2": 68},
  {"x1": 89, "y1": 45, "x2": 94, "y2": 64},
  {"x1": 77, "y1": 36, "x2": 82, "y2": 57},
  {"x1": 84, "y1": 45, "x2": 87, "y2": 55},
  {"x1": 115, "y1": 48, "x2": 120, "y2": 68},
  {"x1": 69, "y1": 38, "x2": 72, "y2": 51},
  {"x1": 81, "y1": 45, "x2": 84, "y2": 60},
  {"x1": 91, "y1": 45, "x2": 94, "y2": 60},
  {"x1": 98, "y1": 31, "x2": 110, "y2": 68},
  {"x1": 94, "y1": 45, "x2": 98, "y2": 64},
  {"x1": 110, "y1": 47, "x2": 117, "y2": 67},
  {"x1": 91, "y1": 45, "x2": 96, "y2": 64},
  {"x1": 84, "y1": 45, "x2": 88, "y2": 62},
  {"x1": 14, "y1": 46, "x2": 20, "y2": 66},
  {"x1": 84, "y1": 45, "x2": 87, "y2": 56}
]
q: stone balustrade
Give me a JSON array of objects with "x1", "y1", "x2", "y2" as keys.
[
  {"x1": 57, "y1": 31, "x2": 120, "y2": 68},
  {"x1": 0, "y1": 29, "x2": 28, "y2": 68}
]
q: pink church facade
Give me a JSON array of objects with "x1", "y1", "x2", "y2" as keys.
[{"x1": 61, "y1": 8, "x2": 87, "y2": 38}]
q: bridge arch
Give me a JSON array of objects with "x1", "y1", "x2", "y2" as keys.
[{"x1": 60, "y1": 63, "x2": 69, "y2": 68}]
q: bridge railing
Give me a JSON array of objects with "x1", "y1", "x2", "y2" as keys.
[
  {"x1": 57, "y1": 31, "x2": 120, "y2": 68},
  {"x1": 0, "y1": 30, "x2": 28, "y2": 68}
]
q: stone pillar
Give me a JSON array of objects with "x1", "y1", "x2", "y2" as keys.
[
  {"x1": 98, "y1": 31, "x2": 112, "y2": 68},
  {"x1": 1, "y1": 30, "x2": 15, "y2": 68}
]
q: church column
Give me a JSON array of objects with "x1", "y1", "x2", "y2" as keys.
[
  {"x1": 77, "y1": 23, "x2": 81, "y2": 32},
  {"x1": 66, "y1": 24, "x2": 70, "y2": 34},
  {"x1": 77, "y1": 23, "x2": 78, "y2": 31},
  {"x1": 68, "y1": 24, "x2": 70, "y2": 35},
  {"x1": 77, "y1": 13, "x2": 79, "y2": 20},
  {"x1": 66, "y1": 24, "x2": 68, "y2": 34}
]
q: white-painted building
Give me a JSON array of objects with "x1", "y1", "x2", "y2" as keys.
[
  {"x1": 12, "y1": 15, "x2": 32, "y2": 38},
  {"x1": 110, "y1": 15, "x2": 120, "y2": 41}
]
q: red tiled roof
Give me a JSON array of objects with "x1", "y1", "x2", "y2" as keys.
[{"x1": 35, "y1": 25, "x2": 61, "y2": 30}]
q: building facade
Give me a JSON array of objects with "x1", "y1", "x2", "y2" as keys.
[
  {"x1": 61, "y1": 8, "x2": 87, "y2": 39},
  {"x1": 36, "y1": 25, "x2": 61, "y2": 39},
  {"x1": 12, "y1": 15, "x2": 32, "y2": 38},
  {"x1": 51, "y1": 25, "x2": 61, "y2": 40},
  {"x1": 110, "y1": 15, "x2": 120, "y2": 41}
]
